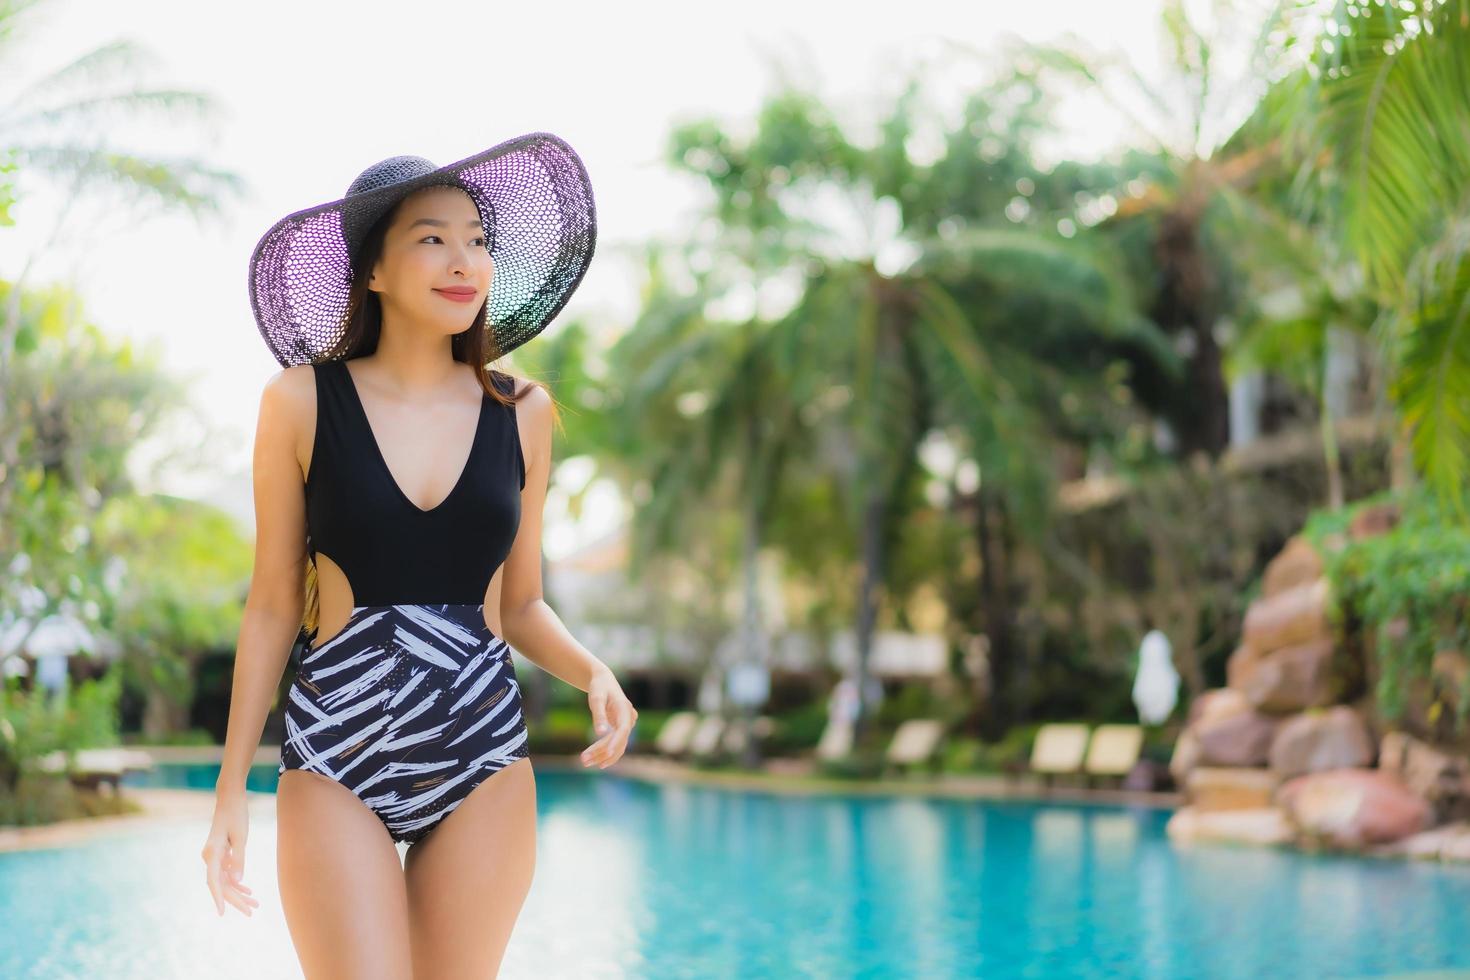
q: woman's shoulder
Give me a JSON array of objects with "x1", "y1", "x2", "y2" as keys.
[
  {"x1": 263, "y1": 362, "x2": 318, "y2": 412},
  {"x1": 257, "y1": 364, "x2": 320, "y2": 473},
  {"x1": 488, "y1": 369, "x2": 546, "y2": 403}
]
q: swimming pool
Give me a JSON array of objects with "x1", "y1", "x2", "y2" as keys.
[{"x1": 3, "y1": 761, "x2": 1469, "y2": 979}]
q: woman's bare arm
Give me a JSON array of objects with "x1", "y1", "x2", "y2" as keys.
[
  {"x1": 499, "y1": 379, "x2": 637, "y2": 767},
  {"x1": 498, "y1": 381, "x2": 607, "y2": 693},
  {"x1": 215, "y1": 365, "x2": 314, "y2": 795}
]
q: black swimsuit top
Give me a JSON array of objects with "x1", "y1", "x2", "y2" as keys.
[{"x1": 305, "y1": 358, "x2": 525, "y2": 608}]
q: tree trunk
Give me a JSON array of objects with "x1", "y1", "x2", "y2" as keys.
[
  {"x1": 976, "y1": 487, "x2": 1020, "y2": 740},
  {"x1": 1154, "y1": 204, "x2": 1230, "y2": 458},
  {"x1": 737, "y1": 505, "x2": 765, "y2": 768},
  {"x1": 852, "y1": 495, "x2": 884, "y2": 747}
]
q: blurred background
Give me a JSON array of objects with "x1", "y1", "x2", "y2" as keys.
[{"x1": 3, "y1": 0, "x2": 1470, "y2": 976}]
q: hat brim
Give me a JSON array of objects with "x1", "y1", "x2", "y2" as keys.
[{"x1": 248, "y1": 131, "x2": 596, "y2": 367}]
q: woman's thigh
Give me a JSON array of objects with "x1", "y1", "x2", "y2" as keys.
[
  {"x1": 276, "y1": 769, "x2": 414, "y2": 980},
  {"x1": 402, "y1": 756, "x2": 538, "y2": 978}
]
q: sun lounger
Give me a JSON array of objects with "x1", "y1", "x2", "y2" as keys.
[
  {"x1": 723, "y1": 720, "x2": 748, "y2": 754},
  {"x1": 1026, "y1": 723, "x2": 1092, "y2": 787},
  {"x1": 688, "y1": 714, "x2": 726, "y2": 760},
  {"x1": 815, "y1": 715, "x2": 854, "y2": 762},
  {"x1": 654, "y1": 711, "x2": 700, "y2": 757},
  {"x1": 35, "y1": 747, "x2": 153, "y2": 793},
  {"x1": 885, "y1": 719, "x2": 946, "y2": 773},
  {"x1": 1082, "y1": 724, "x2": 1144, "y2": 788}
]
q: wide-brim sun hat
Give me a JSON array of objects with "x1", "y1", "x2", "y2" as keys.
[{"x1": 248, "y1": 131, "x2": 596, "y2": 368}]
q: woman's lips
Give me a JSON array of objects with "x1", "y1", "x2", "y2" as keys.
[{"x1": 433, "y1": 288, "x2": 478, "y2": 303}]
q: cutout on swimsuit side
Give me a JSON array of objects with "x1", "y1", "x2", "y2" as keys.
[{"x1": 310, "y1": 550, "x2": 357, "y2": 652}]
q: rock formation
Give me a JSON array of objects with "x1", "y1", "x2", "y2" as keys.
[{"x1": 1164, "y1": 506, "x2": 1470, "y2": 862}]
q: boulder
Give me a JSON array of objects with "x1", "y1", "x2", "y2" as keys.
[
  {"x1": 1241, "y1": 579, "x2": 1332, "y2": 656},
  {"x1": 1169, "y1": 728, "x2": 1200, "y2": 787},
  {"x1": 1195, "y1": 705, "x2": 1279, "y2": 768},
  {"x1": 1278, "y1": 768, "x2": 1432, "y2": 847},
  {"x1": 1368, "y1": 820, "x2": 1470, "y2": 861},
  {"x1": 1186, "y1": 766, "x2": 1279, "y2": 811},
  {"x1": 1379, "y1": 731, "x2": 1470, "y2": 824},
  {"x1": 1165, "y1": 805, "x2": 1295, "y2": 847},
  {"x1": 1268, "y1": 706, "x2": 1375, "y2": 779},
  {"x1": 1380, "y1": 641, "x2": 1470, "y2": 752},
  {"x1": 1226, "y1": 641, "x2": 1264, "y2": 692},
  {"x1": 1186, "y1": 687, "x2": 1252, "y2": 728},
  {"x1": 1236, "y1": 637, "x2": 1340, "y2": 713},
  {"x1": 1348, "y1": 501, "x2": 1400, "y2": 540},
  {"x1": 1261, "y1": 535, "x2": 1324, "y2": 598},
  {"x1": 1434, "y1": 649, "x2": 1469, "y2": 704}
]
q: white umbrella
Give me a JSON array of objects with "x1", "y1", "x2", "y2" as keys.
[{"x1": 1132, "y1": 628, "x2": 1180, "y2": 724}]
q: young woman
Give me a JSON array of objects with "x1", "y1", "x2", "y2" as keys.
[{"x1": 202, "y1": 134, "x2": 636, "y2": 978}]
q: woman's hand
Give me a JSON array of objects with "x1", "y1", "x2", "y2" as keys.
[
  {"x1": 581, "y1": 665, "x2": 638, "y2": 769},
  {"x1": 201, "y1": 787, "x2": 261, "y2": 918}
]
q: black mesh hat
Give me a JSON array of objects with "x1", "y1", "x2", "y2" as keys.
[{"x1": 248, "y1": 131, "x2": 596, "y2": 367}]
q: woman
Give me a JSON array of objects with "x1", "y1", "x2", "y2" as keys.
[{"x1": 202, "y1": 134, "x2": 636, "y2": 978}]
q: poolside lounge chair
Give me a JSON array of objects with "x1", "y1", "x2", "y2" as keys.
[
  {"x1": 815, "y1": 715, "x2": 854, "y2": 762},
  {"x1": 1081, "y1": 724, "x2": 1144, "y2": 788},
  {"x1": 36, "y1": 748, "x2": 154, "y2": 794},
  {"x1": 1025, "y1": 723, "x2": 1092, "y2": 787},
  {"x1": 655, "y1": 711, "x2": 700, "y2": 757},
  {"x1": 722, "y1": 719, "x2": 748, "y2": 754},
  {"x1": 688, "y1": 714, "x2": 726, "y2": 761},
  {"x1": 885, "y1": 719, "x2": 946, "y2": 774}
]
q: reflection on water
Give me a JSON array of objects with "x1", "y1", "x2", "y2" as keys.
[{"x1": 3, "y1": 764, "x2": 1469, "y2": 979}]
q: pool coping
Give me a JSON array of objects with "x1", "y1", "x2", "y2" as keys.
[
  {"x1": 0, "y1": 745, "x2": 1181, "y2": 853},
  {"x1": 563, "y1": 754, "x2": 1185, "y2": 807},
  {"x1": 0, "y1": 787, "x2": 278, "y2": 853}
]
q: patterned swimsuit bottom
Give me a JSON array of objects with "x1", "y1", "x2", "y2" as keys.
[{"x1": 277, "y1": 603, "x2": 531, "y2": 846}]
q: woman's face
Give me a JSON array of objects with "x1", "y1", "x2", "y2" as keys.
[{"x1": 367, "y1": 185, "x2": 494, "y2": 335}]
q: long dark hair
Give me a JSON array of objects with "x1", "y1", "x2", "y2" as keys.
[{"x1": 299, "y1": 190, "x2": 552, "y2": 646}]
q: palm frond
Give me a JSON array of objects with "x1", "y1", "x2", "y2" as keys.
[{"x1": 1391, "y1": 249, "x2": 1470, "y2": 523}]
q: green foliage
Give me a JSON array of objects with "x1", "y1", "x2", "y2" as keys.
[
  {"x1": 526, "y1": 705, "x2": 601, "y2": 754},
  {"x1": 121, "y1": 728, "x2": 215, "y2": 747},
  {"x1": 764, "y1": 701, "x2": 829, "y2": 755},
  {"x1": 973, "y1": 724, "x2": 1043, "y2": 774},
  {"x1": 0, "y1": 667, "x2": 123, "y2": 791},
  {"x1": 0, "y1": 773, "x2": 142, "y2": 827},
  {"x1": 1272, "y1": 0, "x2": 1470, "y2": 523},
  {"x1": 1, "y1": 277, "x2": 253, "y2": 742},
  {"x1": 1303, "y1": 486, "x2": 1470, "y2": 729},
  {"x1": 815, "y1": 748, "x2": 887, "y2": 780},
  {"x1": 0, "y1": 146, "x2": 15, "y2": 228},
  {"x1": 875, "y1": 680, "x2": 968, "y2": 728}
]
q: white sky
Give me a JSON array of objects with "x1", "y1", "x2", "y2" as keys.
[{"x1": 1, "y1": 0, "x2": 1197, "y2": 557}]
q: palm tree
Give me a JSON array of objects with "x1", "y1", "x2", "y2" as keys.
[
  {"x1": 1019, "y1": 0, "x2": 1314, "y2": 459},
  {"x1": 1268, "y1": 0, "x2": 1470, "y2": 523},
  {"x1": 641, "y1": 72, "x2": 1178, "y2": 742},
  {"x1": 0, "y1": 0, "x2": 244, "y2": 519}
]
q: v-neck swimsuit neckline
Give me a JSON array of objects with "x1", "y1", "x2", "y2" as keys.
[{"x1": 338, "y1": 359, "x2": 489, "y2": 516}]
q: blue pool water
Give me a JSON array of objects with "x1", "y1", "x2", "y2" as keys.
[{"x1": 3, "y1": 761, "x2": 1470, "y2": 979}]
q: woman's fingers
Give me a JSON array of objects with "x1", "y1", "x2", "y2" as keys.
[
  {"x1": 583, "y1": 699, "x2": 637, "y2": 768},
  {"x1": 203, "y1": 838, "x2": 263, "y2": 917},
  {"x1": 221, "y1": 885, "x2": 256, "y2": 917},
  {"x1": 206, "y1": 866, "x2": 224, "y2": 916},
  {"x1": 202, "y1": 842, "x2": 225, "y2": 916},
  {"x1": 225, "y1": 871, "x2": 261, "y2": 908},
  {"x1": 224, "y1": 851, "x2": 251, "y2": 891},
  {"x1": 581, "y1": 729, "x2": 613, "y2": 766}
]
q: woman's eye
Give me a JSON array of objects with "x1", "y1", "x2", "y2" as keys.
[{"x1": 422, "y1": 236, "x2": 488, "y2": 248}]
